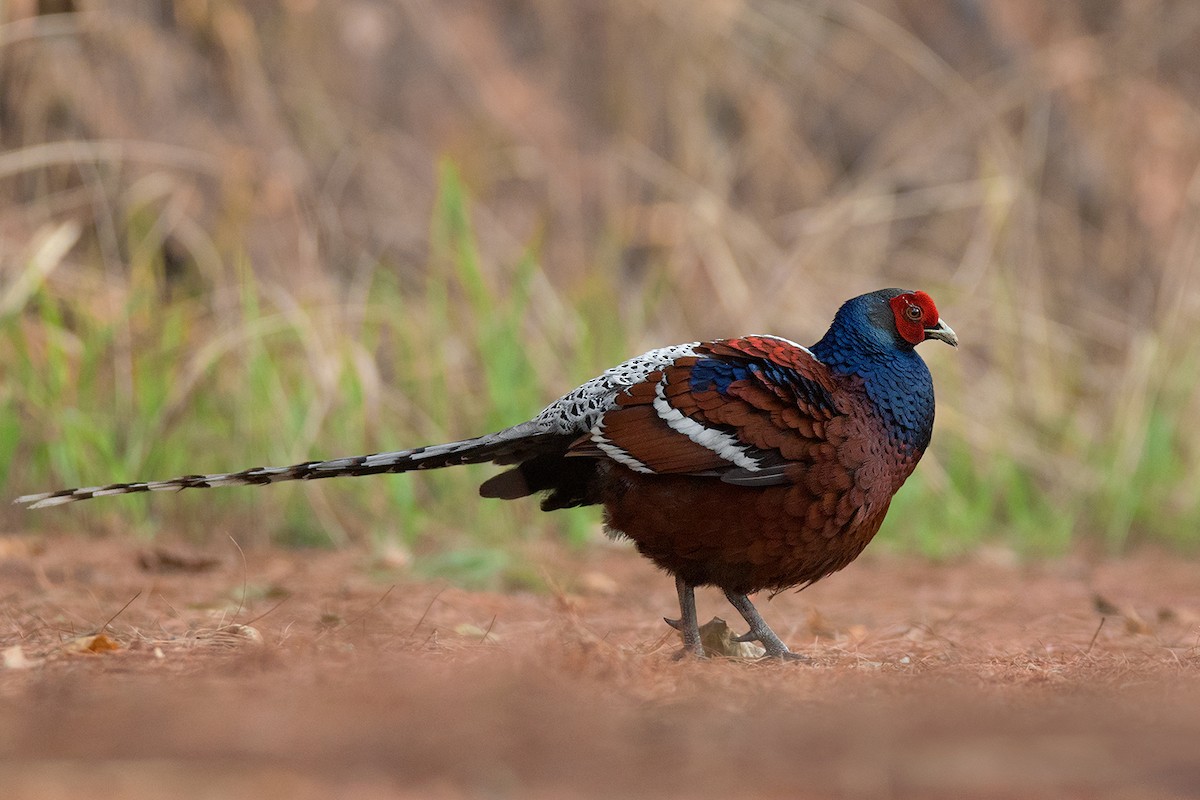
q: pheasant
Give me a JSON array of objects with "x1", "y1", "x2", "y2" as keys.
[{"x1": 16, "y1": 288, "x2": 956, "y2": 659}]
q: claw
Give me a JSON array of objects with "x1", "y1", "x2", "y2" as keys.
[
  {"x1": 663, "y1": 616, "x2": 685, "y2": 631},
  {"x1": 733, "y1": 630, "x2": 759, "y2": 643}
]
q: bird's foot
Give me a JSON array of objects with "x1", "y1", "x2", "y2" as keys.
[{"x1": 724, "y1": 589, "x2": 809, "y2": 662}]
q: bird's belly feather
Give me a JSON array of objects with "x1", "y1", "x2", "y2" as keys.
[{"x1": 600, "y1": 452, "x2": 914, "y2": 595}]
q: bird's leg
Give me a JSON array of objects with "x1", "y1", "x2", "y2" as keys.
[
  {"x1": 723, "y1": 590, "x2": 807, "y2": 661},
  {"x1": 664, "y1": 575, "x2": 704, "y2": 658}
]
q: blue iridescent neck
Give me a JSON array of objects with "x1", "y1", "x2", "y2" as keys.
[{"x1": 811, "y1": 312, "x2": 935, "y2": 453}]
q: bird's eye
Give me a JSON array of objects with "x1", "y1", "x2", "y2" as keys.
[{"x1": 905, "y1": 305, "x2": 922, "y2": 321}]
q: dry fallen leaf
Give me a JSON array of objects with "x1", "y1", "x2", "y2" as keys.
[
  {"x1": 62, "y1": 634, "x2": 121, "y2": 654},
  {"x1": 697, "y1": 617, "x2": 766, "y2": 659}
]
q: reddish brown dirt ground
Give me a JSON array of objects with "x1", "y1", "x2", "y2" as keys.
[{"x1": 1, "y1": 532, "x2": 1198, "y2": 799}]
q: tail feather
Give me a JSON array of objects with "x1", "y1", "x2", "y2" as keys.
[{"x1": 15, "y1": 422, "x2": 570, "y2": 510}]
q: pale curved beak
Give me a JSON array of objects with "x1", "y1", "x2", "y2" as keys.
[{"x1": 924, "y1": 319, "x2": 958, "y2": 347}]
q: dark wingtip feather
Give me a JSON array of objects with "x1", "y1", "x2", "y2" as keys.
[{"x1": 479, "y1": 469, "x2": 531, "y2": 499}]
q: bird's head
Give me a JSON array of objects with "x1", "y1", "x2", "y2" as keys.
[
  {"x1": 820, "y1": 288, "x2": 957, "y2": 358},
  {"x1": 884, "y1": 290, "x2": 957, "y2": 349}
]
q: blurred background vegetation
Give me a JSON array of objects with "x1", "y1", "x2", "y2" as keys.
[{"x1": 2, "y1": 0, "x2": 1200, "y2": 579}]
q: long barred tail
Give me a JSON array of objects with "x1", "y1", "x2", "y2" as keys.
[{"x1": 15, "y1": 421, "x2": 566, "y2": 510}]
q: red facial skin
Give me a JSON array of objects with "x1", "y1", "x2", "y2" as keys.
[{"x1": 888, "y1": 291, "x2": 940, "y2": 345}]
